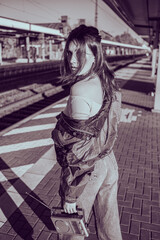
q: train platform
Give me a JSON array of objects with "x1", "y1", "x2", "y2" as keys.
[{"x1": 0, "y1": 58, "x2": 159, "y2": 240}]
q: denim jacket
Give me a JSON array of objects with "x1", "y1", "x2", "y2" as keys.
[{"x1": 51, "y1": 91, "x2": 121, "y2": 203}]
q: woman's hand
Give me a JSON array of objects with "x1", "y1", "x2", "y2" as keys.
[{"x1": 63, "y1": 202, "x2": 77, "y2": 214}]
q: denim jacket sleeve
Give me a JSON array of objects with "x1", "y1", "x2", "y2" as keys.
[{"x1": 51, "y1": 91, "x2": 121, "y2": 203}]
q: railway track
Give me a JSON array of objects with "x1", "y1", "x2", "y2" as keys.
[
  {"x1": 0, "y1": 56, "x2": 145, "y2": 135},
  {"x1": 0, "y1": 83, "x2": 69, "y2": 135},
  {"x1": 0, "y1": 82, "x2": 63, "y2": 117}
]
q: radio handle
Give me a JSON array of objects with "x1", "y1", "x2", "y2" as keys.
[{"x1": 51, "y1": 207, "x2": 84, "y2": 216}]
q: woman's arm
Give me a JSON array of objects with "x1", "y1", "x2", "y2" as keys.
[
  {"x1": 68, "y1": 96, "x2": 91, "y2": 119},
  {"x1": 69, "y1": 77, "x2": 102, "y2": 120}
]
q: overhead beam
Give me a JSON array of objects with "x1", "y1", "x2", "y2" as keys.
[
  {"x1": 134, "y1": 24, "x2": 153, "y2": 28},
  {"x1": 101, "y1": 39, "x2": 150, "y2": 50},
  {"x1": 149, "y1": 17, "x2": 160, "y2": 21},
  {"x1": 138, "y1": 35, "x2": 151, "y2": 39},
  {"x1": 0, "y1": 17, "x2": 64, "y2": 38}
]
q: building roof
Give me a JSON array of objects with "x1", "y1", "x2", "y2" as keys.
[{"x1": 35, "y1": 22, "x2": 63, "y2": 30}]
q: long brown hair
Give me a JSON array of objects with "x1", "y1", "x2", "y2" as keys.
[{"x1": 61, "y1": 24, "x2": 118, "y2": 99}]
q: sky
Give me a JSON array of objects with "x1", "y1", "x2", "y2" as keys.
[{"x1": 0, "y1": 0, "x2": 144, "y2": 43}]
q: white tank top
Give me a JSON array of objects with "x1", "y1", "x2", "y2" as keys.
[{"x1": 63, "y1": 95, "x2": 102, "y2": 120}]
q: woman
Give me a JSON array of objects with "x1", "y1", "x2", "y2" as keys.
[{"x1": 52, "y1": 25, "x2": 122, "y2": 240}]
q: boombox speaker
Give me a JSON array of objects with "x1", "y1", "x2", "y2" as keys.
[
  {"x1": 51, "y1": 207, "x2": 89, "y2": 237},
  {"x1": 26, "y1": 192, "x2": 89, "y2": 237}
]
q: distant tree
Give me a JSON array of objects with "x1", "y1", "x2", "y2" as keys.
[
  {"x1": 115, "y1": 32, "x2": 141, "y2": 46},
  {"x1": 99, "y1": 30, "x2": 114, "y2": 41},
  {"x1": 0, "y1": 37, "x2": 21, "y2": 59}
]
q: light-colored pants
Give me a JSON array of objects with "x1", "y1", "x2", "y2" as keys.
[{"x1": 59, "y1": 151, "x2": 122, "y2": 240}]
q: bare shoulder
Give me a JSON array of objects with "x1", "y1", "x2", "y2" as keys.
[{"x1": 71, "y1": 75, "x2": 103, "y2": 101}]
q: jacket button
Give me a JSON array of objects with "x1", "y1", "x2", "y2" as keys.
[{"x1": 73, "y1": 132, "x2": 76, "y2": 136}]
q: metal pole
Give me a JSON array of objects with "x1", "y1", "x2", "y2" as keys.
[
  {"x1": 49, "y1": 39, "x2": 52, "y2": 60},
  {"x1": 26, "y1": 36, "x2": 30, "y2": 63},
  {"x1": 41, "y1": 33, "x2": 45, "y2": 61},
  {"x1": 151, "y1": 21, "x2": 159, "y2": 77},
  {"x1": 152, "y1": 43, "x2": 160, "y2": 112},
  {"x1": 95, "y1": 0, "x2": 98, "y2": 28},
  {"x1": 0, "y1": 42, "x2": 2, "y2": 65}
]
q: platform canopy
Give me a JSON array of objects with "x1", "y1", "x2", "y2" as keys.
[
  {"x1": 103, "y1": 0, "x2": 160, "y2": 44},
  {"x1": 103, "y1": 0, "x2": 160, "y2": 112},
  {"x1": 0, "y1": 16, "x2": 64, "y2": 40}
]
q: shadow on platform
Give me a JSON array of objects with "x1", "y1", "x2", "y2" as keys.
[{"x1": 117, "y1": 79, "x2": 155, "y2": 94}]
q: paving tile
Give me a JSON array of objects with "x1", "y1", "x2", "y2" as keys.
[
  {"x1": 121, "y1": 212, "x2": 131, "y2": 225},
  {"x1": 122, "y1": 232, "x2": 139, "y2": 240},
  {"x1": 132, "y1": 198, "x2": 142, "y2": 209},
  {"x1": 140, "y1": 229, "x2": 151, "y2": 240},
  {"x1": 141, "y1": 222, "x2": 160, "y2": 232},
  {"x1": 132, "y1": 214, "x2": 150, "y2": 223},
  {"x1": 31, "y1": 221, "x2": 45, "y2": 239},
  {"x1": 124, "y1": 207, "x2": 141, "y2": 215},
  {"x1": 48, "y1": 232, "x2": 58, "y2": 240},
  {"x1": 0, "y1": 233, "x2": 15, "y2": 240},
  {"x1": 151, "y1": 211, "x2": 160, "y2": 225},
  {"x1": 130, "y1": 220, "x2": 140, "y2": 235},
  {"x1": 121, "y1": 224, "x2": 129, "y2": 233},
  {"x1": 37, "y1": 230, "x2": 52, "y2": 240},
  {"x1": 151, "y1": 231, "x2": 160, "y2": 240},
  {"x1": 0, "y1": 223, "x2": 11, "y2": 234}
]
